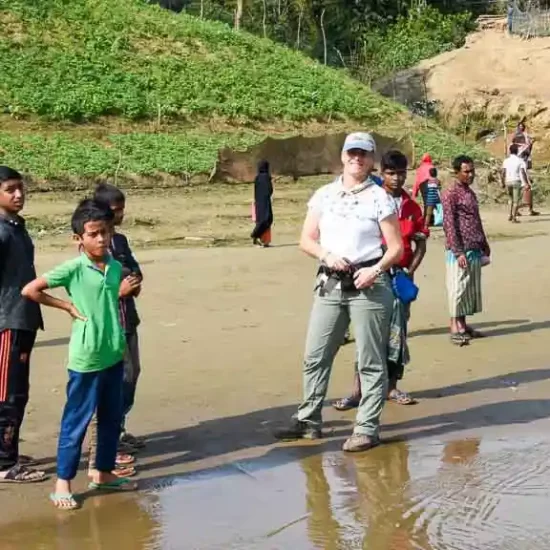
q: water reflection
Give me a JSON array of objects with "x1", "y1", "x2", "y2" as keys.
[
  {"x1": 4, "y1": 435, "x2": 550, "y2": 549},
  {"x1": 0, "y1": 492, "x2": 158, "y2": 550},
  {"x1": 301, "y1": 443, "x2": 431, "y2": 549}
]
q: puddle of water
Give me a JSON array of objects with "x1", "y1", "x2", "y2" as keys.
[
  {"x1": 3, "y1": 435, "x2": 550, "y2": 549},
  {"x1": 0, "y1": 492, "x2": 160, "y2": 550}
]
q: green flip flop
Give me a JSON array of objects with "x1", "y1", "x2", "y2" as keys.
[{"x1": 88, "y1": 477, "x2": 137, "y2": 491}]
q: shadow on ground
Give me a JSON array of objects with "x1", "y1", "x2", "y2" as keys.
[
  {"x1": 414, "y1": 368, "x2": 550, "y2": 399},
  {"x1": 408, "y1": 318, "x2": 548, "y2": 338},
  {"x1": 35, "y1": 337, "x2": 70, "y2": 348}
]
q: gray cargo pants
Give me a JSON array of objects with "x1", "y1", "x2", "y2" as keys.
[{"x1": 295, "y1": 276, "x2": 393, "y2": 438}]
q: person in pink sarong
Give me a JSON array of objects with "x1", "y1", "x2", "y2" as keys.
[{"x1": 412, "y1": 153, "x2": 434, "y2": 200}]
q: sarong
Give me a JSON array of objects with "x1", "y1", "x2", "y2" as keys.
[
  {"x1": 387, "y1": 297, "x2": 410, "y2": 369},
  {"x1": 446, "y1": 250, "x2": 482, "y2": 317}
]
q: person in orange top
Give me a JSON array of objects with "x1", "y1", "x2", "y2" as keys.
[{"x1": 333, "y1": 150, "x2": 428, "y2": 408}]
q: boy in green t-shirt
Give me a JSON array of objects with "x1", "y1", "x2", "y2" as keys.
[{"x1": 22, "y1": 199, "x2": 140, "y2": 509}]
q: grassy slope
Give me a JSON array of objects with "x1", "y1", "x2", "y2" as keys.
[{"x1": 0, "y1": 0, "x2": 483, "y2": 185}]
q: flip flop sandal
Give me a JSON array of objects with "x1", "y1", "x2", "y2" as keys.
[
  {"x1": 450, "y1": 333, "x2": 470, "y2": 347},
  {"x1": 115, "y1": 453, "x2": 135, "y2": 466},
  {"x1": 332, "y1": 396, "x2": 360, "y2": 411},
  {"x1": 88, "y1": 477, "x2": 137, "y2": 491},
  {"x1": 388, "y1": 389, "x2": 417, "y2": 405},
  {"x1": 50, "y1": 492, "x2": 80, "y2": 510},
  {"x1": 113, "y1": 465, "x2": 137, "y2": 478},
  {"x1": 0, "y1": 464, "x2": 48, "y2": 483}
]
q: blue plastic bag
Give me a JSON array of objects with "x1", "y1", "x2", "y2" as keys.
[
  {"x1": 433, "y1": 203, "x2": 444, "y2": 226},
  {"x1": 391, "y1": 270, "x2": 419, "y2": 304}
]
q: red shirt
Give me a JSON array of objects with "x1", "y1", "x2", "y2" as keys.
[{"x1": 384, "y1": 189, "x2": 429, "y2": 269}]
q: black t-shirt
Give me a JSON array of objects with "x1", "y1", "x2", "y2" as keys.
[
  {"x1": 111, "y1": 232, "x2": 141, "y2": 333},
  {"x1": 0, "y1": 215, "x2": 43, "y2": 332}
]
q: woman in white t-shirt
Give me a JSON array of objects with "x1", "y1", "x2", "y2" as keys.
[{"x1": 274, "y1": 132, "x2": 403, "y2": 453}]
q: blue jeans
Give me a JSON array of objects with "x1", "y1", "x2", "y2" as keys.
[{"x1": 57, "y1": 362, "x2": 123, "y2": 480}]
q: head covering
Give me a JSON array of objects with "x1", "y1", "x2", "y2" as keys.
[
  {"x1": 257, "y1": 159, "x2": 270, "y2": 173},
  {"x1": 342, "y1": 132, "x2": 376, "y2": 153},
  {"x1": 413, "y1": 152, "x2": 435, "y2": 198}
]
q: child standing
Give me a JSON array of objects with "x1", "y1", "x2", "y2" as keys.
[
  {"x1": 423, "y1": 167, "x2": 442, "y2": 229},
  {"x1": 93, "y1": 184, "x2": 144, "y2": 450},
  {"x1": 22, "y1": 199, "x2": 138, "y2": 509},
  {"x1": 86, "y1": 184, "x2": 144, "y2": 479},
  {"x1": 0, "y1": 166, "x2": 46, "y2": 483}
]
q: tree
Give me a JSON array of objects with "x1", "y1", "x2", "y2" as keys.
[{"x1": 235, "y1": 0, "x2": 244, "y2": 28}]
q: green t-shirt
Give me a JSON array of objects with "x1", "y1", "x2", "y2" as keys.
[{"x1": 44, "y1": 254, "x2": 125, "y2": 373}]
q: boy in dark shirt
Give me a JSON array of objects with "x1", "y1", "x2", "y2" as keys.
[
  {"x1": 93, "y1": 184, "x2": 144, "y2": 451},
  {"x1": 0, "y1": 166, "x2": 46, "y2": 483}
]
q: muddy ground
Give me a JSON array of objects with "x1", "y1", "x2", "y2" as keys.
[{"x1": 2, "y1": 183, "x2": 550, "y2": 548}]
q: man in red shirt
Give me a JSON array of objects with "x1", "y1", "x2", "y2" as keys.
[{"x1": 334, "y1": 150, "x2": 428, "y2": 408}]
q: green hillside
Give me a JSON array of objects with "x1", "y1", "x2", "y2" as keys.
[{"x1": 0, "y1": 0, "x2": 480, "y2": 184}]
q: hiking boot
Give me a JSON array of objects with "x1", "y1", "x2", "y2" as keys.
[
  {"x1": 342, "y1": 434, "x2": 380, "y2": 453},
  {"x1": 273, "y1": 419, "x2": 322, "y2": 441}
]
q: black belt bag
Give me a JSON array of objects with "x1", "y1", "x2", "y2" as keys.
[{"x1": 317, "y1": 257, "x2": 382, "y2": 294}]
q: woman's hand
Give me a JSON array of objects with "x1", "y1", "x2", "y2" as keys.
[
  {"x1": 324, "y1": 253, "x2": 350, "y2": 272},
  {"x1": 353, "y1": 266, "x2": 380, "y2": 289}
]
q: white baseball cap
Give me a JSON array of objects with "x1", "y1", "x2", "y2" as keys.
[{"x1": 342, "y1": 132, "x2": 376, "y2": 153}]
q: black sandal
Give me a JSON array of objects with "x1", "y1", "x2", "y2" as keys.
[
  {"x1": 450, "y1": 332, "x2": 470, "y2": 347},
  {"x1": 0, "y1": 464, "x2": 48, "y2": 483},
  {"x1": 332, "y1": 396, "x2": 360, "y2": 411}
]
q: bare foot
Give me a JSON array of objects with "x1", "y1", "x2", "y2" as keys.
[{"x1": 55, "y1": 478, "x2": 72, "y2": 495}]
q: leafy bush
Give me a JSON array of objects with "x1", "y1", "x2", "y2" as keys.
[
  {"x1": 351, "y1": 7, "x2": 473, "y2": 83},
  {"x1": 0, "y1": 130, "x2": 261, "y2": 179},
  {"x1": 0, "y1": 0, "x2": 400, "y2": 123},
  {"x1": 0, "y1": 1, "x2": 484, "y2": 182}
]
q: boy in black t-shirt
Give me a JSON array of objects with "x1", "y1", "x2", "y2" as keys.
[
  {"x1": 94, "y1": 184, "x2": 144, "y2": 450},
  {"x1": 0, "y1": 166, "x2": 46, "y2": 483}
]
